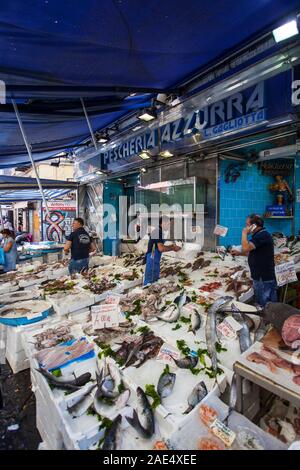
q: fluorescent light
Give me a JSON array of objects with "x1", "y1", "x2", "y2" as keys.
[
  {"x1": 96, "y1": 170, "x2": 104, "y2": 175},
  {"x1": 132, "y1": 125, "x2": 142, "y2": 132},
  {"x1": 139, "y1": 151, "x2": 151, "y2": 160},
  {"x1": 273, "y1": 20, "x2": 299, "y2": 43},
  {"x1": 160, "y1": 150, "x2": 173, "y2": 158},
  {"x1": 141, "y1": 167, "x2": 147, "y2": 173},
  {"x1": 138, "y1": 109, "x2": 156, "y2": 121}
]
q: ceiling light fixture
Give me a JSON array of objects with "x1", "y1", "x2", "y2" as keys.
[
  {"x1": 141, "y1": 167, "x2": 147, "y2": 173},
  {"x1": 95, "y1": 170, "x2": 105, "y2": 175},
  {"x1": 139, "y1": 151, "x2": 152, "y2": 160},
  {"x1": 160, "y1": 150, "x2": 173, "y2": 158},
  {"x1": 138, "y1": 108, "x2": 156, "y2": 122},
  {"x1": 273, "y1": 19, "x2": 299, "y2": 43}
]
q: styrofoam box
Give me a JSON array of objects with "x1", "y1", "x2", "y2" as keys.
[
  {"x1": 47, "y1": 291, "x2": 95, "y2": 316},
  {"x1": 36, "y1": 413, "x2": 64, "y2": 450},
  {"x1": 6, "y1": 316, "x2": 52, "y2": 356},
  {"x1": 47, "y1": 253, "x2": 59, "y2": 264},
  {"x1": 48, "y1": 268, "x2": 68, "y2": 280}
]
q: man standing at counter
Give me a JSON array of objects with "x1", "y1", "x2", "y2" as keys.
[
  {"x1": 231, "y1": 214, "x2": 277, "y2": 306},
  {"x1": 143, "y1": 216, "x2": 181, "y2": 286},
  {"x1": 64, "y1": 217, "x2": 96, "y2": 275}
]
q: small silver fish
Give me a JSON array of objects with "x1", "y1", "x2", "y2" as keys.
[
  {"x1": 67, "y1": 384, "x2": 97, "y2": 418},
  {"x1": 188, "y1": 309, "x2": 201, "y2": 334},
  {"x1": 174, "y1": 292, "x2": 191, "y2": 313},
  {"x1": 231, "y1": 304, "x2": 252, "y2": 353},
  {"x1": 183, "y1": 381, "x2": 208, "y2": 414},
  {"x1": 156, "y1": 305, "x2": 180, "y2": 323},
  {"x1": 126, "y1": 387, "x2": 154, "y2": 438},
  {"x1": 115, "y1": 389, "x2": 131, "y2": 410},
  {"x1": 171, "y1": 355, "x2": 198, "y2": 369},
  {"x1": 157, "y1": 371, "x2": 176, "y2": 399}
]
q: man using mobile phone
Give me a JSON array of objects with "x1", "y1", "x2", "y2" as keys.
[{"x1": 230, "y1": 214, "x2": 277, "y2": 306}]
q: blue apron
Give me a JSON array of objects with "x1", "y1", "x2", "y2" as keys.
[
  {"x1": 143, "y1": 248, "x2": 162, "y2": 286},
  {"x1": 3, "y1": 237, "x2": 17, "y2": 272}
]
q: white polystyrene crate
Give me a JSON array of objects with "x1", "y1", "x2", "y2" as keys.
[
  {"x1": 48, "y1": 268, "x2": 68, "y2": 280},
  {"x1": 47, "y1": 253, "x2": 59, "y2": 264},
  {"x1": 36, "y1": 414, "x2": 64, "y2": 450},
  {"x1": 6, "y1": 350, "x2": 29, "y2": 373},
  {"x1": 47, "y1": 291, "x2": 95, "y2": 316}
]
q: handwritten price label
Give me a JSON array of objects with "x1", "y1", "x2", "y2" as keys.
[
  {"x1": 275, "y1": 261, "x2": 298, "y2": 287},
  {"x1": 91, "y1": 304, "x2": 119, "y2": 329},
  {"x1": 105, "y1": 294, "x2": 121, "y2": 305},
  {"x1": 210, "y1": 418, "x2": 236, "y2": 447}
]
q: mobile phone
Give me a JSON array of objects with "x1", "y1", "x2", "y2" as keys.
[{"x1": 250, "y1": 224, "x2": 257, "y2": 233}]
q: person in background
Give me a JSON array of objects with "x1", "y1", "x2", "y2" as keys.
[
  {"x1": 1, "y1": 229, "x2": 17, "y2": 272},
  {"x1": 231, "y1": 214, "x2": 277, "y2": 306},
  {"x1": 63, "y1": 217, "x2": 96, "y2": 275},
  {"x1": 143, "y1": 216, "x2": 181, "y2": 286}
]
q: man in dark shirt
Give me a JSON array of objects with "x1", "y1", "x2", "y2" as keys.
[
  {"x1": 143, "y1": 216, "x2": 181, "y2": 285},
  {"x1": 64, "y1": 217, "x2": 96, "y2": 275},
  {"x1": 231, "y1": 214, "x2": 277, "y2": 306}
]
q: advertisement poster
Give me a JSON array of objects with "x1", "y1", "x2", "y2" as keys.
[{"x1": 42, "y1": 201, "x2": 76, "y2": 243}]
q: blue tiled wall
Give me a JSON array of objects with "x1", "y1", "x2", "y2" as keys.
[{"x1": 219, "y1": 159, "x2": 295, "y2": 246}]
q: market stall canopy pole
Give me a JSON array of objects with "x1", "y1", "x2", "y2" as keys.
[
  {"x1": 12, "y1": 99, "x2": 51, "y2": 219},
  {"x1": 80, "y1": 98, "x2": 98, "y2": 151}
]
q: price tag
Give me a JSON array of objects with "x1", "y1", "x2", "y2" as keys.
[
  {"x1": 91, "y1": 304, "x2": 119, "y2": 329},
  {"x1": 275, "y1": 261, "x2": 298, "y2": 287},
  {"x1": 210, "y1": 418, "x2": 236, "y2": 447},
  {"x1": 156, "y1": 343, "x2": 180, "y2": 365},
  {"x1": 214, "y1": 225, "x2": 228, "y2": 237}
]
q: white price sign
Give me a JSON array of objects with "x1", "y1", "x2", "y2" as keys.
[
  {"x1": 275, "y1": 261, "x2": 298, "y2": 287},
  {"x1": 214, "y1": 225, "x2": 228, "y2": 237},
  {"x1": 91, "y1": 304, "x2": 120, "y2": 329}
]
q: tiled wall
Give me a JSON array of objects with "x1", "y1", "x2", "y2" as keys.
[{"x1": 219, "y1": 159, "x2": 296, "y2": 246}]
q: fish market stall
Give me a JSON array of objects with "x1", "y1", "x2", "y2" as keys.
[{"x1": 1, "y1": 247, "x2": 300, "y2": 451}]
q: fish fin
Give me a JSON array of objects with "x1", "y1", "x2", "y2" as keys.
[{"x1": 125, "y1": 409, "x2": 139, "y2": 428}]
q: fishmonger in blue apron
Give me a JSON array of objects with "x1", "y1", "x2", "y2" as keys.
[{"x1": 143, "y1": 217, "x2": 181, "y2": 286}]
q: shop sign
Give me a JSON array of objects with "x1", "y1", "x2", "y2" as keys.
[
  {"x1": 275, "y1": 261, "x2": 298, "y2": 287},
  {"x1": 42, "y1": 200, "x2": 76, "y2": 243},
  {"x1": 101, "y1": 82, "x2": 265, "y2": 166}
]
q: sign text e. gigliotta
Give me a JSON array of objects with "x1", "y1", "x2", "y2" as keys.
[{"x1": 101, "y1": 82, "x2": 265, "y2": 165}]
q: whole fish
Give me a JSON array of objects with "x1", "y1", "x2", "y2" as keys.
[
  {"x1": 188, "y1": 309, "x2": 201, "y2": 334},
  {"x1": 231, "y1": 303, "x2": 252, "y2": 353},
  {"x1": 102, "y1": 414, "x2": 122, "y2": 450},
  {"x1": 156, "y1": 305, "x2": 180, "y2": 323},
  {"x1": 157, "y1": 371, "x2": 176, "y2": 399},
  {"x1": 223, "y1": 373, "x2": 237, "y2": 426},
  {"x1": 35, "y1": 368, "x2": 91, "y2": 391},
  {"x1": 205, "y1": 296, "x2": 233, "y2": 372},
  {"x1": 126, "y1": 387, "x2": 154, "y2": 438},
  {"x1": 183, "y1": 381, "x2": 208, "y2": 414},
  {"x1": 124, "y1": 335, "x2": 145, "y2": 367},
  {"x1": 171, "y1": 354, "x2": 198, "y2": 369},
  {"x1": 67, "y1": 383, "x2": 97, "y2": 418}
]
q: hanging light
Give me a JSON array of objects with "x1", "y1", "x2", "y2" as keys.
[
  {"x1": 141, "y1": 167, "x2": 147, "y2": 173},
  {"x1": 95, "y1": 170, "x2": 105, "y2": 175},
  {"x1": 273, "y1": 19, "x2": 299, "y2": 43},
  {"x1": 139, "y1": 151, "x2": 152, "y2": 160},
  {"x1": 138, "y1": 108, "x2": 156, "y2": 122},
  {"x1": 160, "y1": 150, "x2": 173, "y2": 158}
]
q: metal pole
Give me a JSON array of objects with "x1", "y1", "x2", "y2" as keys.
[
  {"x1": 80, "y1": 98, "x2": 98, "y2": 151},
  {"x1": 12, "y1": 100, "x2": 52, "y2": 220}
]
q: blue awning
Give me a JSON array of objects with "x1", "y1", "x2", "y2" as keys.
[
  {"x1": 0, "y1": 0, "x2": 299, "y2": 167},
  {"x1": 0, "y1": 175, "x2": 78, "y2": 202}
]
